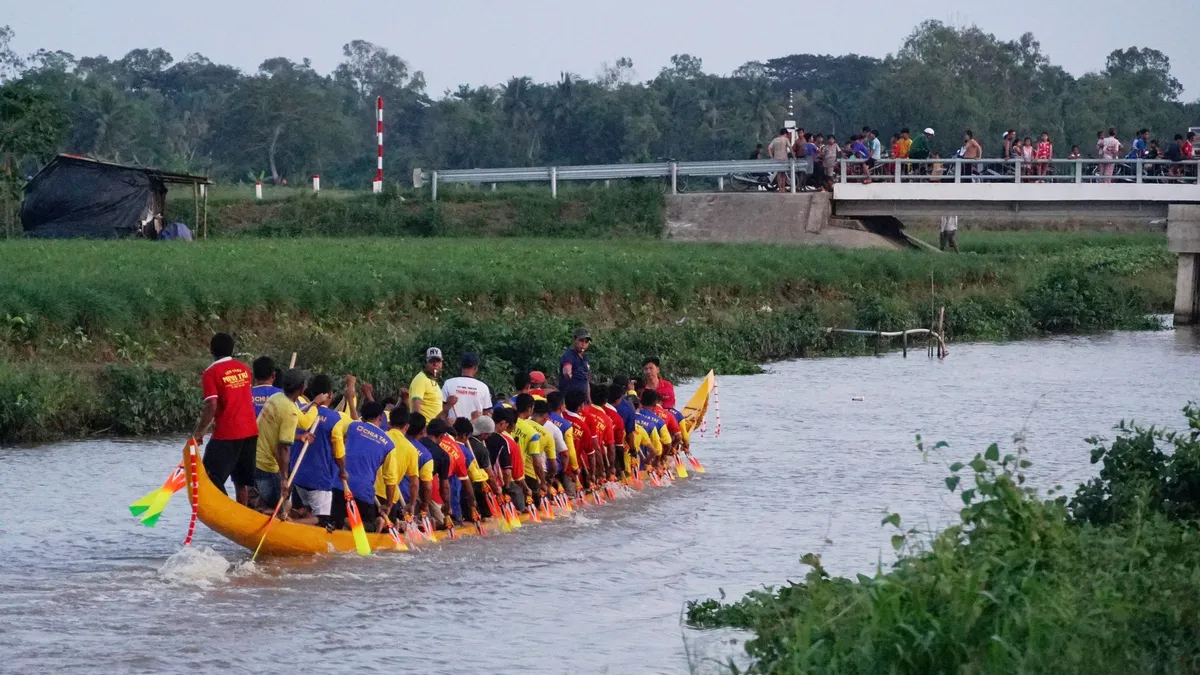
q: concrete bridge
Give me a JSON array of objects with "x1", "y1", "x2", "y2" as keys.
[{"x1": 666, "y1": 163, "x2": 1200, "y2": 325}]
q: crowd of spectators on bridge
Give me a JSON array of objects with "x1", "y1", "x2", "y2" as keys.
[{"x1": 755, "y1": 124, "x2": 1198, "y2": 189}]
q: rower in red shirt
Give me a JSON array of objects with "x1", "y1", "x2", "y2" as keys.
[
  {"x1": 602, "y1": 383, "x2": 628, "y2": 478},
  {"x1": 562, "y1": 389, "x2": 594, "y2": 487},
  {"x1": 583, "y1": 384, "x2": 615, "y2": 479},
  {"x1": 192, "y1": 332, "x2": 258, "y2": 506},
  {"x1": 641, "y1": 357, "x2": 676, "y2": 411}
]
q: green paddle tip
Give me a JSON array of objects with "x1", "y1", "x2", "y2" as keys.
[{"x1": 140, "y1": 512, "x2": 163, "y2": 528}]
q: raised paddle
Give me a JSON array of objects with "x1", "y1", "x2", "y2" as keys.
[
  {"x1": 130, "y1": 458, "x2": 187, "y2": 527},
  {"x1": 250, "y1": 418, "x2": 320, "y2": 562},
  {"x1": 341, "y1": 479, "x2": 372, "y2": 556}
]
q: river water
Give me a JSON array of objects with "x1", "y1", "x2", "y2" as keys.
[{"x1": 1, "y1": 329, "x2": 1198, "y2": 674}]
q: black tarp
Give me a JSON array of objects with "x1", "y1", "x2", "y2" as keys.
[{"x1": 20, "y1": 156, "x2": 164, "y2": 238}]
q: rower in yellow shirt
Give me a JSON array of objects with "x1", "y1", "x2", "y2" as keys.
[{"x1": 380, "y1": 407, "x2": 421, "y2": 519}]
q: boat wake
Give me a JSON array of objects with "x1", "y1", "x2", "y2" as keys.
[{"x1": 158, "y1": 546, "x2": 255, "y2": 587}]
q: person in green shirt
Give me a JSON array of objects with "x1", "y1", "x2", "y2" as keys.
[{"x1": 909, "y1": 128, "x2": 935, "y2": 173}]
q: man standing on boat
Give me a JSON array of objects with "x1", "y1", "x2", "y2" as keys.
[
  {"x1": 193, "y1": 333, "x2": 258, "y2": 506},
  {"x1": 559, "y1": 327, "x2": 592, "y2": 400},
  {"x1": 410, "y1": 347, "x2": 456, "y2": 420},
  {"x1": 250, "y1": 356, "x2": 282, "y2": 417},
  {"x1": 641, "y1": 357, "x2": 677, "y2": 411},
  {"x1": 253, "y1": 369, "x2": 309, "y2": 515},
  {"x1": 442, "y1": 352, "x2": 491, "y2": 422}
]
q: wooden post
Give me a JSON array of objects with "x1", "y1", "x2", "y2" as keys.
[
  {"x1": 192, "y1": 182, "x2": 199, "y2": 235},
  {"x1": 902, "y1": 330, "x2": 907, "y2": 358},
  {"x1": 202, "y1": 183, "x2": 208, "y2": 240},
  {"x1": 938, "y1": 306, "x2": 946, "y2": 359}
]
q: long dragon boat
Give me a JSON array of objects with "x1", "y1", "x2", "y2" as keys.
[{"x1": 183, "y1": 371, "x2": 716, "y2": 557}]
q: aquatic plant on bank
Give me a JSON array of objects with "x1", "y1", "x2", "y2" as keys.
[{"x1": 686, "y1": 405, "x2": 1200, "y2": 674}]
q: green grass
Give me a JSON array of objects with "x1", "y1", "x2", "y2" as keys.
[
  {"x1": 161, "y1": 183, "x2": 664, "y2": 239},
  {"x1": 0, "y1": 231, "x2": 1177, "y2": 443},
  {"x1": 687, "y1": 406, "x2": 1200, "y2": 674},
  {"x1": 0, "y1": 234, "x2": 1171, "y2": 331}
]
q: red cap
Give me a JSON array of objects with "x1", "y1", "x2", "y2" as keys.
[{"x1": 529, "y1": 371, "x2": 546, "y2": 384}]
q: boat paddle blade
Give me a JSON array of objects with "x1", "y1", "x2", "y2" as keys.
[
  {"x1": 342, "y1": 484, "x2": 372, "y2": 556},
  {"x1": 139, "y1": 511, "x2": 164, "y2": 528},
  {"x1": 688, "y1": 454, "x2": 706, "y2": 472},
  {"x1": 128, "y1": 489, "x2": 159, "y2": 517},
  {"x1": 130, "y1": 464, "x2": 186, "y2": 519},
  {"x1": 675, "y1": 457, "x2": 690, "y2": 479}
]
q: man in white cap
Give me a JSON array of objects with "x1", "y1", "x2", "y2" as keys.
[
  {"x1": 909, "y1": 128, "x2": 934, "y2": 166},
  {"x1": 409, "y1": 347, "x2": 456, "y2": 420}
]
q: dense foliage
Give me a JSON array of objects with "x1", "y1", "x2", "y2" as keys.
[
  {"x1": 686, "y1": 406, "x2": 1200, "y2": 674},
  {"x1": 0, "y1": 232, "x2": 1173, "y2": 443},
  {"x1": 0, "y1": 21, "x2": 1195, "y2": 190}
]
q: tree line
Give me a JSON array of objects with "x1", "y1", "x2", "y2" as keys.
[{"x1": 0, "y1": 20, "x2": 1196, "y2": 191}]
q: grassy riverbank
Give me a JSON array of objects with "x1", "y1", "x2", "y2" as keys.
[
  {"x1": 0, "y1": 232, "x2": 1174, "y2": 443},
  {"x1": 158, "y1": 184, "x2": 664, "y2": 238},
  {"x1": 686, "y1": 405, "x2": 1200, "y2": 674}
]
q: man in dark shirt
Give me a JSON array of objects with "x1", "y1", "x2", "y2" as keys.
[
  {"x1": 559, "y1": 327, "x2": 592, "y2": 399},
  {"x1": 418, "y1": 419, "x2": 452, "y2": 526},
  {"x1": 469, "y1": 416, "x2": 495, "y2": 516}
]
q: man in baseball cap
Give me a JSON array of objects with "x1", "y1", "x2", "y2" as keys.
[
  {"x1": 410, "y1": 346, "x2": 454, "y2": 419},
  {"x1": 529, "y1": 370, "x2": 547, "y2": 397},
  {"x1": 559, "y1": 327, "x2": 592, "y2": 398}
]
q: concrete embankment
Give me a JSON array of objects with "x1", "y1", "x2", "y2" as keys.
[{"x1": 664, "y1": 193, "x2": 907, "y2": 249}]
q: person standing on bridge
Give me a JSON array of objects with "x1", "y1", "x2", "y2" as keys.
[
  {"x1": 767, "y1": 128, "x2": 791, "y2": 191},
  {"x1": 962, "y1": 131, "x2": 983, "y2": 182},
  {"x1": 1100, "y1": 128, "x2": 1122, "y2": 183}
]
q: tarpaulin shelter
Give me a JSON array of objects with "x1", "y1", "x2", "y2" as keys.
[{"x1": 19, "y1": 155, "x2": 211, "y2": 239}]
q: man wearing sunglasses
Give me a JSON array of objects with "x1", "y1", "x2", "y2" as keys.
[{"x1": 559, "y1": 327, "x2": 592, "y2": 401}]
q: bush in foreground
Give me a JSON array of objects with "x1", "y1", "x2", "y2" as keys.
[{"x1": 687, "y1": 405, "x2": 1200, "y2": 674}]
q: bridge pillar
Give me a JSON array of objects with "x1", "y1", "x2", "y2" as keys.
[{"x1": 1168, "y1": 205, "x2": 1200, "y2": 325}]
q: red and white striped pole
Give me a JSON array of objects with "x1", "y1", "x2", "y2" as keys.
[{"x1": 373, "y1": 96, "x2": 384, "y2": 193}]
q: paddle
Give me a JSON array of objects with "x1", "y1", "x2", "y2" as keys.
[
  {"x1": 341, "y1": 479, "x2": 372, "y2": 556},
  {"x1": 130, "y1": 459, "x2": 187, "y2": 527},
  {"x1": 373, "y1": 498, "x2": 408, "y2": 552},
  {"x1": 250, "y1": 418, "x2": 321, "y2": 562},
  {"x1": 674, "y1": 453, "x2": 690, "y2": 479}
]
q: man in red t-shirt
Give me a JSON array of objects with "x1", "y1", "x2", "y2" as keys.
[
  {"x1": 602, "y1": 384, "x2": 628, "y2": 478},
  {"x1": 583, "y1": 384, "x2": 615, "y2": 479},
  {"x1": 641, "y1": 357, "x2": 676, "y2": 411},
  {"x1": 192, "y1": 333, "x2": 258, "y2": 505}
]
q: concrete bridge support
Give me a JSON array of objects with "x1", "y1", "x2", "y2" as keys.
[{"x1": 1169, "y1": 205, "x2": 1200, "y2": 326}]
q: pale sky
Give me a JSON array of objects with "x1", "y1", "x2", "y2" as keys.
[{"x1": 7, "y1": 0, "x2": 1199, "y2": 99}]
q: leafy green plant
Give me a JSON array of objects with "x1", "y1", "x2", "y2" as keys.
[{"x1": 687, "y1": 406, "x2": 1200, "y2": 674}]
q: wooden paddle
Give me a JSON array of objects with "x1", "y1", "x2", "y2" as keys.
[
  {"x1": 342, "y1": 479, "x2": 372, "y2": 556},
  {"x1": 250, "y1": 418, "x2": 321, "y2": 561}
]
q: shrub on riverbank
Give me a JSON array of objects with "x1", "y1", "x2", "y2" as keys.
[
  {"x1": 0, "y1": 233, "x2": 1176, "y2": 443},
  {"x1": 686, "y1": 405, "x2": 1200, "y2": 674},
  {"x1": 163, "y1": 184, "x2": 664, "y2": 238}
]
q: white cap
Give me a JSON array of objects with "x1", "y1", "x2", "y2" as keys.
[
  {"x1": 425, "y1": 347, "x2": 443, "y2": 362},
  {"x1": 924, "y1": 128, "x2": 935, "y2": 136}
]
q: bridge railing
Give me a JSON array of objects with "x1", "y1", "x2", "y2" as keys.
[
  {"x1": 838, "y1": 157, "x2": 1200, "y2": 185},
  {"x1": 423, "y1": 158, "x2": 814, "y2": 199}
]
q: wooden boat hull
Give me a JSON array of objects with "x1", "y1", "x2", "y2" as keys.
[{"x1": 183, "y1": 370, "x2": 717, "y2": 558}]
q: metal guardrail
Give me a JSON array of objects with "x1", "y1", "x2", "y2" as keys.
[
  {"x1": 424, "y1": 158, "x2": 814, "y2": 199},
  {"x1": 837, "y1": 157, "x2": 1200, "y2": 185}
]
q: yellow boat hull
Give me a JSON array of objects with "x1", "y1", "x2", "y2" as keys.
[{"x1": 182, "y1": 372, "x2": 717, "y2": 558}]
